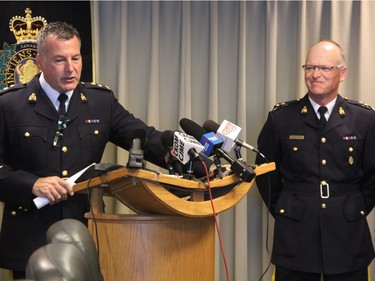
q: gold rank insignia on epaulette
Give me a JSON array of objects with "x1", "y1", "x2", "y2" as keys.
[
  {"x1": 345, "y1": 97, "x2": 374, "y2": 111},
  {"x1": 359, "y1": 102, "x2": 373, "y2": 110},
  {"x1": 272, "y1": 99, "x2": 300, "y2": 112},
  {"x1": 0, "y1": 84, "x2": 27, "y2": 96},
  {"x1": 80, "y1": 81, "x2": 111, "y2": 90}
]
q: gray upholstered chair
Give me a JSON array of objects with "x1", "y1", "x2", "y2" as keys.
[
  {"x1": 25, "y1": 243, "x2": 91, "y2": 281},
  {"x1": 46, "y1": 219, "x2": 104, "y2": 281}
]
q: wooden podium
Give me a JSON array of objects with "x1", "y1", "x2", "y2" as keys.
[{"x1": 73, "y1": 162, "x2": 275, "y2": 281}]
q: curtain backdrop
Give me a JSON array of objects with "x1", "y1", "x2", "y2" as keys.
[
  {"x1": 92, "y1": 1, "x2": 375, "y2": 281},
  {"x1": 2, "y1": 1, "x2": 375, "y2": 281}
]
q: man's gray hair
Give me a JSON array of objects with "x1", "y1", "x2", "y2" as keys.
[{"x1": 36, "y1": 21, "x2": 81, "y2": 54}]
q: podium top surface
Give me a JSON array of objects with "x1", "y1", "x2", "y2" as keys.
[{"x1": 74, "y1": 162, "x2": 275, "y2": 217}]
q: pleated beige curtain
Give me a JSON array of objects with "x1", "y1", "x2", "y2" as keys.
[
  {"x1": 91, "y1": 1, "x2": 375, "y2": 281},
  {"x1": 3, "y1": 1, "x2": 375, "y2": 280}
]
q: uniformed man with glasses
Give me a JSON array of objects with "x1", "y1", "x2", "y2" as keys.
[{"x1": 256, "y1": 40, "x2": 375, "y2": 281}]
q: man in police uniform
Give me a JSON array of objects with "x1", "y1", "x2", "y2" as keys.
[
  {"x1": 256, "y1": 40, "x2": 375, "y2": 280},
  {"x1": 0, "y1": 22, "x2": 167, "y2": 278}
]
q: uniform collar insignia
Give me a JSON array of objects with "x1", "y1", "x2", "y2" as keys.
[
  {"x1": 339, "y1": 107, "x2": 345, "y2": 116},
  {"x1": 28, "y1": 93, "x2": 37, "y2": 103},
  {"x1": 301, "y1": 105, "x2": 308, "y2": 115},
  {"x1": 80, "y1": 93, "x2": 87, "y2": 102}
]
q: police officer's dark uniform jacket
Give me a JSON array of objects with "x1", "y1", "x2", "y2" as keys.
[
  {"x1": 255, "y1": 94, "x2": 375, "y2": 274},
  {"x1": 0, "y1": 74, "x2": 167, "y2": 271}
]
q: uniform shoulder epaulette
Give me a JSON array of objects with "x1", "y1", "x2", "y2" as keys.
[
  {"x1": 344, "y1": 97, "x2": 374, "y2": 111},
  {"x1": 0, "y1": 83, "x2": 27, "y2": 96},
  {"x1": 80, "y1": 81, "x2": 111, "y2": 91},
  {"x1": 272, "y1": 99, "x2": 300, "y2": 111}
]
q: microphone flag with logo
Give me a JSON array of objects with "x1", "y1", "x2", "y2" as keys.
[
  {"x1": 172, "y1": 131, "x2": 204, "y2": 165},
  {"x1": 215, "y1": 120, "x2": 241, "y2": 152}
]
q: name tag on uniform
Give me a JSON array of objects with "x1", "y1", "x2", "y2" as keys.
[{"x1": 289, "y1": 135, "x2": 304, "y2": 140}]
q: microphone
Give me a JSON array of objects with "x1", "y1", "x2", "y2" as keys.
[
  {"x1": 161, "y1": 130, "x2": 185, "y2": 175},
  {"x1": 172, "y1": 131, "x2": 204, "y2": 165},
  {"x1": 203, "y1": 119, "x2": 260, "y2": 154},
  {"x1": 126, "y1": 129, "x2": 146, "y2": 168},
  {"x1": 180, "y1": 118, "x2": 255, "y2": 182},
  {"x1": 179, "y1": 118, "x2": 223, "y2": 156},
  {"x1": 180, "y1": 118, "x2": 226, "y2": 178}
]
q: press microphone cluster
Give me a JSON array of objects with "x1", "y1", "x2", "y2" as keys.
[{"x1": 179, "y1": 118, "x2": 255, "y2": 182}]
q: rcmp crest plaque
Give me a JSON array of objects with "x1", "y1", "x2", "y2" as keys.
[
  {"x1": 0, "y1": 2, "x2": 92, "y2": 91},
  {"x1": 0, "y1": 8, "x2": 47, "y2": 89}
]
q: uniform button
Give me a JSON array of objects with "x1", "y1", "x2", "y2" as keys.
[
  {"x1": 321, "y1": 203, "x2": 327, "y2": 209},
  {"x1": 321, "y1": 159, "x2": 327, "y2": 165},
  {"x1": 11, "y1": 211, "x2": 16, "y2": 216},
  {"x1": 279, "y1": 209, "x2": 285, "y2": 214},
  {"x1": 361, "y1": 210, "x2": 365, "y2": 216},
  {"x1": 321, "y1": 137, "x2": 326, "y2": 144},
  {"x1": 94, "y1": 130, "x2": 99, "y2": 135},
  {"x1": 349, "y1": 147, "x2": 354, "y2": 152},
  {"x1": 293, "y1": 147, "x2": 298, "y2": 151},
  {"x1": 24, "y1": 132, "x2": 30, "y2": 137},
  {"x1": 62, "y1": 146, "x2": 68, "y2": 153},
  {"x1": 62, "y1": 170, "x2": 68, "y2": 177}
]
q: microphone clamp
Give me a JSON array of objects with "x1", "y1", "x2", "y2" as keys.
[{"x1": 230, "y1": 160, "x2": 255, "y2": 182}]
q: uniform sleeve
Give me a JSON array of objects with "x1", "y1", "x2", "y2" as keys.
[
  {"x1": 359, "y1": 110, "x2": 375, "y2": 213},
  {"x1": 106, "y1": 92, "x2": 168, "y2": 169},
  {"x1": 255, "y1": 112, "x2": 283, "y2": 216}
]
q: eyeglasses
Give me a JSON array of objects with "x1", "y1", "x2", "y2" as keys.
[
  {"x1": 53, "y1": 115, "x2": 68, "y2": 147},
  {"x1": 302, "y1": 64, "x2": 344, "y2": 73}
]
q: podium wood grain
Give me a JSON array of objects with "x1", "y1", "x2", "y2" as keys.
[{"x1": 87, "y1": 214, "x2": 215, "y2": 281}]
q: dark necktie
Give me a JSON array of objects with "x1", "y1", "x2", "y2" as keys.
[
  {"x1": 58, "y1": 94, "x2": 68, "y2": 116},
  {"x1": 318, "y1": 106, "x2": 328, "y2": 128}
]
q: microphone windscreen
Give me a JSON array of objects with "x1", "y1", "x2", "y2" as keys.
[
  {"x1": 202, "y1": 120, "x2": 220, "y2": 133},
  {"x1": 179, "y1": 118, "x2": 207, "y2": 140},
  {"x1": 160, "y1": 130, "x2": 174, "y2": 148},
  {"x1": 127, "y1": 129, "x2": 147, "y2": 148}
]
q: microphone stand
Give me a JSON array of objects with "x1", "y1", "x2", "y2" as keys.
[{"x1": 215, "y1": 148, "x2": 255, "y2": 182}]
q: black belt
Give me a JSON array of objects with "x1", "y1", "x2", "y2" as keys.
[{"x1": 283, "y1": 181, "x2": 360, "y2": 199}]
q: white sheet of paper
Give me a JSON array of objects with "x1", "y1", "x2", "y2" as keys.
[{"x1": 33, "y1": 163, "x2": 96, "y2": 209}]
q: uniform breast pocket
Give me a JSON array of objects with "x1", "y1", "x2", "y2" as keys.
[
  {"x1": 77, "y1": 124, "x2": 109, "y2": 164},
  {"x1": 8, "y1": 125, "x2": 48, "y2": 169},
  {"x1": 332, "y1": 139, "x2": 363, "y2": 169},
  {"x1": 281, "y1": 139, "x2": 314, "y2": 176}
]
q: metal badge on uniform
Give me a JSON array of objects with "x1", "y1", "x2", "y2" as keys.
[
  {"x1": 348, "y1": 156, "x2": 354, "y2": 165},
  {"x1": 80, "y1": 93, "x2": 87, "y2": 102},
  {"x1": 28, "y1": 93, "x2": 37, "y2": 102},
  {"x1": 339, "y1": 107, "x2": 345, "y2": 116},
  {"x1": 300, "y1": 106, "x2": 308, "y2": 115}
]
